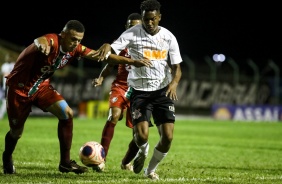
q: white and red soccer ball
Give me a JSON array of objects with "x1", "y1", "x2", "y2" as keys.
[{"x1": 79, "y1": 141, "x2": 105, "y2": 167}]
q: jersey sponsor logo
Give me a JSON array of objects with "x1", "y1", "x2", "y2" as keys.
[{"x1": 143, "y1": 50, "x2": 167, "y2": 60}]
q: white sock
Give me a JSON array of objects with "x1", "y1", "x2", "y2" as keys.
[
  {"x1": 146, "y1": 147, "x2": 167, "y2": 174},
  {"x1": 139, "y1": 142, "x2": 149, "y2": 156}
]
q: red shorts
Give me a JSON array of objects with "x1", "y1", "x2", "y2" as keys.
[
  {"x1": 6, "y1": 83, "x2": 64, "y2": 129},
  {"x1": 109, "y1": 86, "x2": 133, "y2": 128}
]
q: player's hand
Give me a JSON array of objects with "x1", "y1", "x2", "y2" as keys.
[
  {"x1": 133, "y1": 58, "x2": 152, "y2": 67},
  {"x1": 92, "y1": 77, "x2": 103, "y2": 87},
  {"x1": 92, "y1": 43, "x2": 112, "y2": 61},
  {"x1": 165, "y1": 82, "x2": 178, "y2": 100}
]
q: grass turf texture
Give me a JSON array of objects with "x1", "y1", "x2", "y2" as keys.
[{"x1": 0, "y1": 117, "x2": 282, "y2": 183}]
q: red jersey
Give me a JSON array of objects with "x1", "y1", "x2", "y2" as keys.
[
  {"x1": 111, "y1": 48, "x2": 131, "y2": 91},
  {"x1": 6, "y1": 33, "x2": 91, "y2": 97}
]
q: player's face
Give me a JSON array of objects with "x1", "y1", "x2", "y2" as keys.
[
  {"x1": 126, "y1": 19, "x2": 142, "y2": 30},
  {"x1": 61, "y1": 29, "x2": 84, "y2": 52},
  {"x1": 141, "y1": 10, "x2": 161, "y2": 35}
]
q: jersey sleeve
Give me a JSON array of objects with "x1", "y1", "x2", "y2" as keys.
[
  {"x1": 111, "y1": 31, "x2": 131, "y2": 55},
  {"x1": 169, "y1": 34, "x2": 183, "y2": 65}
]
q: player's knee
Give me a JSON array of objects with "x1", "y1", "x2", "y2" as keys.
[
  {"x1": 10, "y1": 129, "x2": 23, "y2": 139},
  {"x1": 66, "y1": 107, "x2": 74, "y2": 119},
  {"x1": 163, "y1": 134, "x2": 173, "y2": 144},
  {"x1": 135, "y1": 132, "x2": 149, "y2": 143},
  {"x1": 107, "y1": 113, "x2": 120, "y2": 123}
]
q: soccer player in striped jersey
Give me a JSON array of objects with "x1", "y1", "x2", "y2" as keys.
[{"x1": 96, "y1": 0, "x2": 182, "y2": 180}]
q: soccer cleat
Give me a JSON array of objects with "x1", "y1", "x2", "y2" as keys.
[
  {"x1": 92, "y1": 161, "x2": 105, "y2": 172},
  {"x1": 2, "y1": 152, "x2": 16, "y2": 174},
  {"x1": 144, "y1": 168, "x2": 159, "y2": 180},
  {"x1": 133, "y1": 150, "x2": 146, "y2": 174},
  {"x1": 120, "y1": 162, "x2": 133, "y2": 171},
  {"x1": 59, "y1": 160, "x2": 88, "y2": 174}
]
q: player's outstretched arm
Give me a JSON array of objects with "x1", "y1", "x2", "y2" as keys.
[
  {"x1": 85, "y1": 50, "x2": 152, "y2": 67},
  {"x1": 92, "y1": 63, "x2": 114, "y2": 87},
  {"x1": 106, "y1": 54, "x2": 152, "y2": 67}
]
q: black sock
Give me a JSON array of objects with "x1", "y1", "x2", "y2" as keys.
[
  {"x1": 58, "y1": 119, "x2": 73, "y2": 164},
  {"x1": 3, "y1": 131, "x2": 18, "y2": 158}
]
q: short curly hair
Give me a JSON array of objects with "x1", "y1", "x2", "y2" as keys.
[
  {"x1": 127, "y1": 13, "x2": 142, "y2": 21},
  {"x1": 63, "y1": 20, "x2": 85, "y2": 33},
  {"x1": 140, "y1": 0, "x2": 161, "y2": 12}
]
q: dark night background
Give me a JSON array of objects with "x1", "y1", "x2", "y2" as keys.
[{"x1": 1, "y1": 1, "x2": 281, "y2": 67}]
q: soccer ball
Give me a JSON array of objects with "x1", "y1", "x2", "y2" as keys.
[{"x1": 79, "y1": 141, "x2": 105, "y2": 167}]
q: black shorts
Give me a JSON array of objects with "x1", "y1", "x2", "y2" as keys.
[{"x1": 130, "y1": 86, "x2": 175, "y2": 126}]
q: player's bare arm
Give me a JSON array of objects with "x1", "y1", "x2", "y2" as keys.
[
  {"x1": 84, "y1": 50, "x2": 152, "y2": 67},
  {"x1": 92, "y1": 63, "x2": 114, "y2": 87},
  {"x1": 165, "y1": 64, "x2": 182, "y2": 100},
  {"x1": 34, "y1": 36, "x2": 52, "y2": 56},
  {"x1": 92, "y1": 43, "x2": 114, "y2": 61}
]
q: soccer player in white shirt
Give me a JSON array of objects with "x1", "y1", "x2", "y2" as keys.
[{"x1": 96, "y1": 0, "x2": 182, "y2": 180}]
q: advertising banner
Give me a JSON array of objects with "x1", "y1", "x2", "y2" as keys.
[{"x1": 212, "y1": 104, "x2": 282, "y2": 122}]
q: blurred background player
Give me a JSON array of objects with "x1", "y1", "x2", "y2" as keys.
[
  {"x1": 92, "y1": 13, "x2": 143, "y2": 172},
  {"x1": 0, "y1": 54, "x2": 15, "y2": 119}
]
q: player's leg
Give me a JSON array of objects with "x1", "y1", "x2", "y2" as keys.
[
  {"x1": 100, "y1": 106, "x2": 123, "y2": 159},
  {"x1": 144, "y1": 88, "x2": 175, "y2": 180},
  {"x1": 3, "y1": 88, "x2": 31, "y2": 174},
  {"x1": 121, "y1": 110, "x2": 138, "y2": 171},
  {"x1": 144, "y1": 122, "x2": 174, "y2": 180},
  {"x1": 131, "y1": 89, "x2": 152, "y2": 174},
  {"x1": 100, "y1": 88, "x2": 126, "y2": 160},
  {"x1": 37, "y1": 84, "x2": 87, "y2": 174}
]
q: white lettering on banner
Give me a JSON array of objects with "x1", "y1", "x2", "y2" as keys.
[
  {"x1": 51, "y1": 79, "x2": 101, "y2": 104},
  {"x1": 48, "y1": 78, "x2": 271, "y2": 110},
  {"x1": 233, "y1": 107, "x2": 279, "y2": 121},
  {"x1": 175, "y1": 80, "x2": 271, "y2": 108}
]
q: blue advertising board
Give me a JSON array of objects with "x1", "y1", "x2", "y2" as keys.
[{"x1": 212, "y1": 104, "x2": 282, "y2": 122}]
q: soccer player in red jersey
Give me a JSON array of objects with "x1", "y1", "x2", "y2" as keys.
[
  {"x1": 92, "y1": 13, "x2": 143, "y2": 172},
  {"x1": 2, "y1": 20, "x2": 152, "y2": 174}
]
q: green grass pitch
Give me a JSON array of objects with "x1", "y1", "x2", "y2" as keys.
[{"x1": 0, "y1": 116, "x2": 282, "y2": 183}]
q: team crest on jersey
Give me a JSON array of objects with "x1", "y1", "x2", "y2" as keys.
[
  {"x1": 111, "y1": 97, "x2": 118, "y2": 103},
  {"x1": 58, "y1": 53, "x2": 72, "y2": 68},
  {"x1": 169, "y1": 105, "x2": 175, "y2": 112},
  {"x1": 132, "y1": 109, "x2": 142, "y2": 119},
  {"x1": 157, "y1": 38, "x2": 169, "y2": 49}
]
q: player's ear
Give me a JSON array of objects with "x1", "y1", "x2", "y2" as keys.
[
  {"x1": 61, "y1": 31, "x2": 66, "y2": 38},
  {"x1": 159, "y1": 14, "x2": 162, "y2": 21}
]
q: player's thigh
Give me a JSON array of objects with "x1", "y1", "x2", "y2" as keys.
[
  {"x1": 6, "y1": 90, "x2": 31, "y2": 131},
  {"x1": 34, "y1": 85, "x2": 70, "y2": 119},
  {"x1": 47, "y1": 100, "x2": 72, "y2": 119},
  {"x1": 158, "y1": 122, "x2": 174, "y2": 141},
  {"x1": 109, "y1": 87, "x2": 129, "y2": 110},
  {"x1": 130, "y1": 91, "x2": 152, "y2": 125},
  {"x1": 108, "y1": 107, "x2": 123, "y2": 122},
  {"x1": 152, "y1": 96, "x2": 175, "y2": 126}
]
